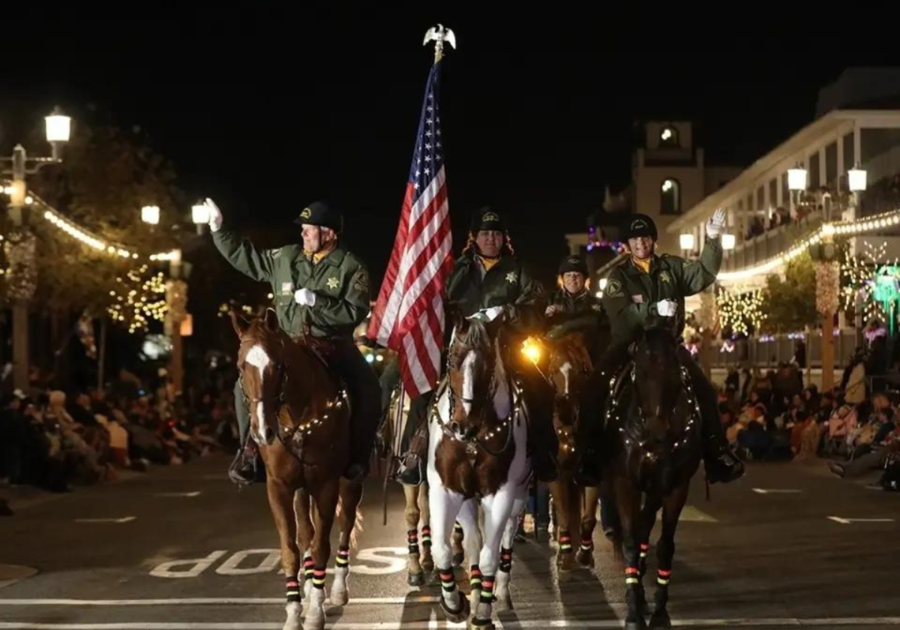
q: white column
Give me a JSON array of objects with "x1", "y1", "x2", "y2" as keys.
[
  {"x1": 819, "y1": 146, "x2": 827, "y2": 188},
  {"x1": 837, "y1": 135, "x2": 845, "y2": 192},
  {"x1": 854, "y1": 123, "x2": 862, "y2": 168},
  {"x1": 776, "y1": 172, "x2": 784, "y2": 209}
]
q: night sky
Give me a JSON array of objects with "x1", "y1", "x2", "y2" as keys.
[{"x1": 4, "y1": 7, "x2": 900, "y2": 285}]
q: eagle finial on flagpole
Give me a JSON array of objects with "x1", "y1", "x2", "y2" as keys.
[{"x1": 423, "y1": 23, "x2": 456, "y2": 64}]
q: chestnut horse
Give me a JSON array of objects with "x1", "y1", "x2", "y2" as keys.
[
  {"x1": 231, "y1": 309, "x2": 363, "y2": 630},
  {"x1": 544, "y1": 333, "x2": 603, "y2": 571},
  {"x1": 379, "y1": 384, "x2": 466, "y2": 586},
  {"x1": 427, "y1": 316, "x2": 530, "y2": 628}
]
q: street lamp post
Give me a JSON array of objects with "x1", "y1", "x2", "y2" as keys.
[{"x1": 0, "y1": 107, "x2": 72, "y2": 391}]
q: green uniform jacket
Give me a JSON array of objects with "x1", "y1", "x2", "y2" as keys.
[
  {"x1": 213, "y1": 230, "x2": 370, "y2": 340},
  {"x1": 602, "y1": 237, "x2": 722, "y2": 347},
  {"x1": 445, "y1": 252, "x2": 546, "y2": 335},
  {"x1": 546, "y1": 289, "x2": 604, "y2": 341}
]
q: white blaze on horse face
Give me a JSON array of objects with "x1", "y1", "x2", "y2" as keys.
[
  {"x1": 246, "y1": 344, "x2": 271, "y2": 444},
  {"x1": 560, "y1": 361, "x2": 573, "y2": 396},
  {"x1": 461, "y1": 351, "x2": 477, "y2": 417}
]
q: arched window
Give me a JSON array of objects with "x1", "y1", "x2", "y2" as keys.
[{"x1": 661, "y1": 178, "x2": 681, "y2": 215}]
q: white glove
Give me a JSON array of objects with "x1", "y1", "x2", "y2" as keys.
[
  {"x1": 706, "y1": 208, "x2": 726, "y2": 239},
  {"x1": 205, "y1": 198, "x2": 223, "y2": 233},
  {"x1": 656, "y1": 299, "x2": 677, "y2": 317},
  {"x1": 294, "y1": 288, "x2": 317, "y2": 306},
  {"x1": 469, "y1": 306, "x2": 505, "y2": 323}
]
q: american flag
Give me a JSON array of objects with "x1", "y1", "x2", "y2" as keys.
[{"x1": 368, "y1": 62, "x2": 453, "y2": 396}]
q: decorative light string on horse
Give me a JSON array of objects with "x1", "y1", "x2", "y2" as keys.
[
  {"x1": 604, "y1": 322, "x2": 704, "y2": 630},
  {"x1": 231, "y1": 308, "x2": 364, "y2": 630},
  {"x1": 426, "y1": 310, "x2": 532, "y2": 628}
]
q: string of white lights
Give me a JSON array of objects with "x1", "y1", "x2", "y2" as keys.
[
  {"x1": 717, "y1": 208, "x2": 900, "y2": 281},
  {"x1": 2, "y1": 181, "x2": 182, "y2": 261}
]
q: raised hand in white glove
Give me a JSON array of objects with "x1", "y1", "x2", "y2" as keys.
[
  {"x1": 706, "y1": 208, "x2": 726, "y2": 239},
  {"x1": 469, "y1": 305, "x2": 505, "y2": 323},
  {"x1": 294, "y1": 288, "x2": 317, "y2": 307},
  {"x1": 656, "y1": 299, "x2": 678, "y2": 317},
  {"x1": 205, "y1": 198, "x2": 224, "y2": 233}
]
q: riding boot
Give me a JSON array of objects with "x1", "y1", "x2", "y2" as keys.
[
  {"x1": 678, "y1": 349, "x2": 745, "y2": 484},
  {"x1": 332, "y1": 340, "x2": 383, "y2": 485},
  {"x1": 701, "y1": 414, "x2": 745, "y2": 484},
  {"x1": 229, "y1": 378, "x2": 259, "y2": 486},
  {"x1": 527, "y1": 395, "x2": 559, "y2": 484},
  {"x1": 397, "y1": 414, "x2": 429, "y2": 487}
]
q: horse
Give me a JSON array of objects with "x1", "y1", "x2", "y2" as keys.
[
  {"x1": 231, "y1": 309, "x2": 364, "y2": 630},
  {"x1": 427, "y1": 315, "x2": 531, "y2": 628},
  {"x1": 603, "y1": 325, "x2": 703, "y2": 630},
  {"x1": 543, "y1": 332, "x2": 603, "y2": 571}
]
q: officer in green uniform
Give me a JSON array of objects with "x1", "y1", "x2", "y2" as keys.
[
  {"x1": 206, "y1": 198, "x2": 381, "y2": 485},
  {"x1": 396, "y1": 208, "x2": 559, "y2": 485},
  {"x1": 575, "y1": 210, "x2": 744, "y2": 486},
  {"x1": 545, "y1": 254, "x2": 605, "y2": 363}
]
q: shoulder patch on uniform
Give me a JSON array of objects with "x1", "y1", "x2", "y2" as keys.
[
  {"x1": 353, "y1": 268, "x2": 369, "y2": 292},
  {"x1": 270, "y1": 247, "x2": 283, "y2": 258},
  {"x1": 605, "y1": 278, "x2": 623, "y2": 297}
]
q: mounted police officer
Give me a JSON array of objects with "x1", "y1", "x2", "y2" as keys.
[
  {"x1": 206, "y1": 198, "x2": 381, "y2": 486},
  {"x1": 396, "y1": 208, "x2": 560, "y2": 485},
  {"x1": 545, "y1": 254, "x2": 605, "y2": 363},
  {"x1": 575, "y1": 210, "x2": 744, "y2": 486}
]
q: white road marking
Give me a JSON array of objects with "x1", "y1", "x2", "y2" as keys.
[
  {"x1": 73, "y1": 517, "x2": 136, "y2": 524},
  {"x1": 155, "y1": 492, "x2": 202, "y2": 498},
  {"x1": 0, "y1": 596, "x2": 439, "y2": 606},
  {"x1": 3, "y1": 617, "x2": 900, "y2": 629},
  {"x1": 827, "y1": 516, "x2": 895, "y2": 525},
  {"x1": 752, "y1": 488, "x2": 802, "y2": 495}
]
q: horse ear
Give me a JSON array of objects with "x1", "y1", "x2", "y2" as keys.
[
  {"x1": 263, "y1": 308, "x2": 279, "y2": 333},
  {"x1": 447, "y1": 302, "x2": 465, "y2": 332},
  {"x1": 229, "y1": 308, "x2": 250, "y2": 338}
]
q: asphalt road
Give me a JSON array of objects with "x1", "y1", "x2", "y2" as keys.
[{"x1": 1, "y1": 454, "x2": 898, "y2": 629}]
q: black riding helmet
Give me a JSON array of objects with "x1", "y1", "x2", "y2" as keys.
[
  {"x1": 558, "y1": 255, "x2": 588, "y2": 276},
  {"x1": 623, "y1": 213, "x2": 658, "y2": 241},
  {"x1": 293, "y1": 201, "x2": 343, "y2": 233}
]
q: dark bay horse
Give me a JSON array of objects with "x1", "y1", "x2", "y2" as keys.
[
  {"x1": 231, "y1": 309, "x2": 364, "y2": 630},
  {"x1": 603, "y1": 326, "x2": 702, "y2": 630},
  {"x1": 544, "y1": 333, "x2": 602, "y2": 570}
]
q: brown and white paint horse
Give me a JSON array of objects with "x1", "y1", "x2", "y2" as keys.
[
  {"x1": 232, "y1": 309, "x2": 364, "y2": 630},
  {"x1": 427, "y1": 316, "x2": 530, "y2": 628},
  {"x1": 544, "y1": 333, "x2": 603, "y2": 571}
]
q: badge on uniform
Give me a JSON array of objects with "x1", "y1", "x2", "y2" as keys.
[
  {"x1": 660, "y1": 270, "x2": 672, "y2": 283},
  {"x1": 326, "y1": 277, "x2": 340, "y2": 290},
  {"x1": 632, "y1": 295, "x2": 644, "y2": 304},
  {"x1": 506, "y1": 271, "x2": 518, "y2": 284},
  {"x1": 281, "y1": 282, "x2": 293, "y2": 296}
]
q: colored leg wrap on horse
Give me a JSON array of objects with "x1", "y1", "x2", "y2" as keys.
[
  {"x1": 559, "y1": 532, "x2": 573, "y2": 553},
  {"x1": 640, "y1": 543, "x2": 650, "y2": 559},
  {"x1": 303, "y1": 557, "x2": 315, "y2": 581},
  {"x1": 438, "y1": 568, "x2": 456, "y2": 593},
  {"x1": 479, "y1": 576, "x2": 495, "y2": 603},
  {"x1": 625, "y1": 566, "x2": 640, "y2": 585},
  {"x1": 407, "y1": 528, "x2": 419, "y2": 555},
  {"x1": 657, "y1": 569, "x2": 672, "y2": 586},
  {"x1": 499, "y1": 548, "x2": 513, "y2": 573},
  {"x1": 421, "y1": 525, "x2": 432, "y2": 548},
  {"x1": 312, "y1": 567, "x2": 327, "y2": 590},
  {"x1": 469, "y1": 565, "x2": 482, "y2": 589},
  {"x1": 580, "y1": 537, "x2": 594, "y2": 552},
  {"x1": 285, "y1": 578, "x2": 301, "y2": 603},
  {"x1": 336, "y1": 546, "x2": 350, "y2": 569},
  {"x1": 454, "y1": 522, "x2": 463, "y2": 536}
]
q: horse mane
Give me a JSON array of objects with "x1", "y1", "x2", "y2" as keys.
[
  {"x1": 456, "y1": 319, "x2": 493, "y2": 355},
  {"x1": 640, "y1": 324, "x2": 678, "y2": 355}
]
